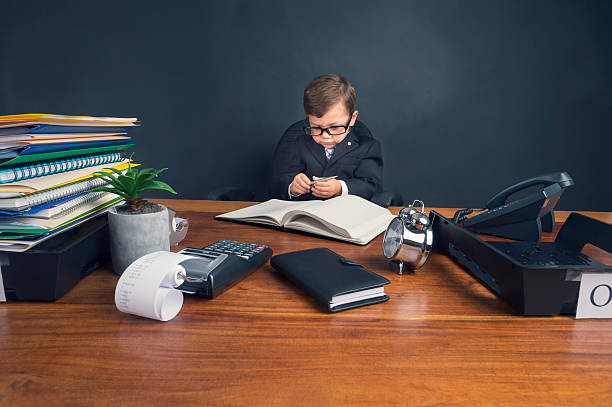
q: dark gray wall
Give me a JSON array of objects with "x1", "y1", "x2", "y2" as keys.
[{"x1": 1, "y1": 0, "x2": 610, "y2": 210}]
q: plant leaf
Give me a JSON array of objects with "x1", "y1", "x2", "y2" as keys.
[
  {"x1": 89, "y1": 186, "x2": 129, "y2": 199},
  {"x1": 116, "y1": 174, "x2": 136, "y2": 188},
  {"x1": 92, "y1": 171, "x2": 139, "y2": 199},
  {"x1": 125, "y1": 166, "x2": 139, "y2": 179},
  {"x1": 94, "y1": 155, "x2": 176, "y2": 199},
  {"x1": 135, "y1": 168, "x2": 157, "y2": 175},
  {"x1": 93, "y1": 172, "x2": 127, "y2": 192},
  {"x1": 103, "y1": 167, "x2": 125, "y2": 177},
  {"x1": 135, "y1": 167, "x2": 166, "y2": 185},
  {"x1": 92, "y1": 173, "x2": 122, "y2": 189},
  {"x1": 135, "y1": 180, "x2": 177, "y2": 195},
  {"x1": 135, "y1": 172, "x2": 157, "y2": 185}
]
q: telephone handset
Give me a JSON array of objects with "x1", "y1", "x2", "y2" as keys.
[
  {"x1": 484, "y1": 172, "x2": 574, "y2": 209},
  {"x1": 459, "y1": 172, "x2": 574, "y2": 241}
]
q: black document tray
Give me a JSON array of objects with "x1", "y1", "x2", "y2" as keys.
[
  {"x1": 431, "y1": 211, "x2": 612, "y2": 315},
  {"x1": 1, "y1": 215, "x2": 110, "y2": 301}
]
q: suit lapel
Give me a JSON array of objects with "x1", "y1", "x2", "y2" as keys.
[
  {"x1": 326, "y1": 131, "x2": 359, "y2": 167},
  {"x1": 305, "y1": 133, "x2": 327, "y2": 168}
]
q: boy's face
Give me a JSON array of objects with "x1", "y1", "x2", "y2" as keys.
[{"x1": 308, "y1": 100, "x2": 358, "y2": 149}]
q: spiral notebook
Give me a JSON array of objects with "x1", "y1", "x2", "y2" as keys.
[
  {"x1": 0, "y1": 152, "x2": 124, "y2": 183},
  {"x1": 0, "y1": 192, "x2": 119, "y2": 236},
  {"x1": 0, "y1": 194, "x2": 122, "y2": 252},
  {"x1": 0, "y1": 193, "x2": 86, "y2": 217},
  {"x1": 24, "y1": 191, "x2": 110, "y2": 219},
  {"x1": 0, "y1": 160, "x2": 131, "y2": 210}
]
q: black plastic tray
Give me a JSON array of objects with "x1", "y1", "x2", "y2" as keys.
[
  {"x1": 431, "y1": 211, "x2": 612, "y2": 315},
  {"x1": 1, "y1": 215, "x2": 110, "y2": 301}
]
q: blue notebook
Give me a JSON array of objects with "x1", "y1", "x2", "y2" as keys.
[
  {"x1": 7, "y1": 139, "x2": 132, "y2": 157},
  {"x1": 0, "y1": 193, "x2": 86, "y2": 217}
]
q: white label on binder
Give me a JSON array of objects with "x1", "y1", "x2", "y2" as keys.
[
  {"x1": 0, "y1": 265, "x2": 6, "y2": 302},
  {"x1": 115, "y1": 251, "x2": 194, "y2": 321},
  {"x1": 576, "y1": 273, "x2": 612, "y2": 319}
]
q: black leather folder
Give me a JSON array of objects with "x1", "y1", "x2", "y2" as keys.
[{"x1": 270, "y1": 248, "x2": 390, "y2": 312}]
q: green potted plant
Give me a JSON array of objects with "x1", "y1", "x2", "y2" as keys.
[{"x1": 92, "y1": 158, "x2": 177, "y2": 275}]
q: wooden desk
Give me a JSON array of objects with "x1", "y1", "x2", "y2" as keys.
[{"x1": 1, "y1": 200, "x2": 611, "y2": 406}]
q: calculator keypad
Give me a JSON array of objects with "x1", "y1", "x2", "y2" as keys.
[{"x1": 205, "y1": 240, "x2": 268, "y2": 260}]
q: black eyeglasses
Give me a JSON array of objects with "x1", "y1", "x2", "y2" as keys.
[{"x1": 304, "y1": 114, "x2": 353, "y2": 136}]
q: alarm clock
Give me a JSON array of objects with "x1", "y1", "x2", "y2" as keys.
[{"x1": 382, "y1": 200, "x2": 433, "y2": 274}]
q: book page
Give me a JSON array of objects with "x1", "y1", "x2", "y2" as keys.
[
  {"x1": 347, "y1": 211, "x2": 395, "y2": 242},
  {"x1": 281, "y1": 214, "x2": 351, "y2": 240},
  {"x1": 284, "y1": 195, "x2": 394, "y2": 243},
  {"x1": 330, "y1": 287, "x2": 385, "y2": 307},
  {"x1": 215, "y1": 199, "x2": 320, "y2": 226},
  {"x1": 287, "y1": 212, "x2": 393, "y2": 245}
]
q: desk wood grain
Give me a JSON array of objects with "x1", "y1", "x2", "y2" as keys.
[{"x1": 1, "y1": 200, "x2": 611, "y2": 406}]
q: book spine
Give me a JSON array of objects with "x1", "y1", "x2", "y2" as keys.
[{"x1": 0, "y1": 152, "x2": 122, "y2": 184}]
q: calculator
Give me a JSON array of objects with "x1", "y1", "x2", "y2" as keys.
[{"x1": 176, "y1": 240, "x2": 272, "y2": 298}]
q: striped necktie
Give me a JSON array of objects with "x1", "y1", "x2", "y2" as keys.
[{"x1": 325, "y1": 148, "x2": 335, "y2": 160}]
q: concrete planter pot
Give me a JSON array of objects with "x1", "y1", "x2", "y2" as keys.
[{"x1": 108, "y1": 204, "x2": 170, "y2": 275}]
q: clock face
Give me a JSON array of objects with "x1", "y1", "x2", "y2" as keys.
[{"x1": 383, "y1": 217, "x2": 403, "y2": 259}]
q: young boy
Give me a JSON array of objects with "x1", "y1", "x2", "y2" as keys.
[{"x1": 270, "y1": 74, "x2": 383, "y2": 201}]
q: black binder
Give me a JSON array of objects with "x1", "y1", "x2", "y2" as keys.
[
  {"x1": 270, "y1": 248, "x2": 390, "y2": 312},
  {"x1": 1, "y1": 215, "x2": 110, "y2": 301}
]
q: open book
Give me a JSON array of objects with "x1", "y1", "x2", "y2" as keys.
[{"x1": 215, "y1": 195, "x2": 395, "y2": 245}]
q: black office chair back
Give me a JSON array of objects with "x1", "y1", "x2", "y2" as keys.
[{"x1": 206, "y1": 186, "x2": 255, "y2": 201}]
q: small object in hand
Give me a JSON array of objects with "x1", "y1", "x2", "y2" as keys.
[{"x1": 309, "y1": 175, "x2": 338, "y2": 186}]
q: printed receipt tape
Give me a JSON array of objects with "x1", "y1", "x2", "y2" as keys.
[{"x1": 115, "y1": 251, "x2": 194, "y2": 321}]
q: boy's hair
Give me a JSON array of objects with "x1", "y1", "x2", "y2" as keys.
[{"x1": 303, "y1": 74, "x2": 356, "y2": 117}]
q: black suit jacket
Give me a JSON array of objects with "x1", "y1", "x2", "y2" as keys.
[{"x1": 270, "y1": 119, "x2": 383, "y2": 201}]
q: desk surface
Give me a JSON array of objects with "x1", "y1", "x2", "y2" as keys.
[{"x1": 1, "y1": 200, "x2": 611, "y2": 406}]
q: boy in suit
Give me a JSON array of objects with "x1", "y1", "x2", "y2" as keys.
[{"x1": 270, "y1": 74, "x2": 383, "y2": 201}]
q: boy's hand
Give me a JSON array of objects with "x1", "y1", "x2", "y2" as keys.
[
  {"x1": 290, "y1": 173, "x2": 312, "y2": 196},
  {"x1": 311, "y1": 177, "x2": 342, "y2": 198}
]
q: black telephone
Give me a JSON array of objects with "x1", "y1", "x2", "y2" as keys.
[{"x1": 458, "y1": 172, "x2": 574, "y2": 241}]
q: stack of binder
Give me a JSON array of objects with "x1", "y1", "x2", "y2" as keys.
[{"x1": 0, "y1": 114, "x2": 138, "y2": 252}]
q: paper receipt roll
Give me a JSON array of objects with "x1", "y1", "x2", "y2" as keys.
[{"x1": 115, "y1": 251, "x2": 195, "y2": 321}]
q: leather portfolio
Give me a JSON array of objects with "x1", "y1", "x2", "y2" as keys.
[{"x1": 270, "y1": 248, "x2": 390, "y2": 312}]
